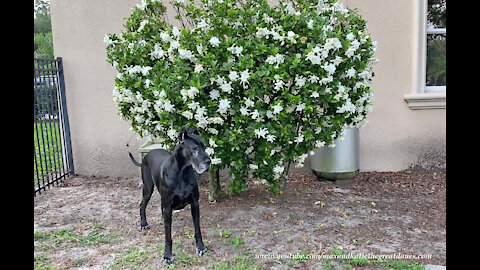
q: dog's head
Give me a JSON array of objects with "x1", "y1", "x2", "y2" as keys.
[{"x1": 178, "y1": 126, "x2": 211, "y2": 174}]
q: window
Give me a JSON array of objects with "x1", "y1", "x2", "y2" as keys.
[
  {"x1": 426, "y1": 0, "x2": 446, "y2": 92},
  {"x1": 404, "y1": 0, "x2": 446, "y2": 109}
]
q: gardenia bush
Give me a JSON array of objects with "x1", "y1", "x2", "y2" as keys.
[{"x1": 105, "y1": 0, "x2": 377, "y2": 194}]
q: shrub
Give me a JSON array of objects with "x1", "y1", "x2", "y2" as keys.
[{"x1": 105, "y1": 0, "x2": 377, "y2": 194}]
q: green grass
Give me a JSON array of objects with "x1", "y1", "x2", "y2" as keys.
[
  {"x1": 34, "y1": 222, "x2": 117, "y2": 251},
  {"x1": 208, "y1": 254, "x2": 266, "y2": 270},
  {"x1": 34, "y1": 253, "x2": 66, "y2": 270},
  {"x1": 231, "y1": 234, "x2": 244, "y2": 248},
  {"x1": 34, "y1": 121, "x2": 64, "y2": 187},
  {"x1": 327, "y1": 248, "x2": 426, "y2": 270},
  {"x1": 109, "y1": 246, "x2": 156, "y2": 270}
]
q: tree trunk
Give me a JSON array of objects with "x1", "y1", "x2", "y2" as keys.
[{"x1": 208, "y1": 167, "x2": 220, "y2": 202}]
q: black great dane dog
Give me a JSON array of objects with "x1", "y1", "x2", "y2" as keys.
[{"x1": 129, "y1": 126, "x2": 211, "y2": 265}]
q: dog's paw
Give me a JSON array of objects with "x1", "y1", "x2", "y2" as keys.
[
  {"x1": 140, "y1": 224, "x2": 150, "y2": 231},
  {"x1": 196, "y1": 247, "x2": 207, "y2": 257},
  {"x1": 162, "y1": 256, "x2": 174, "y2": 265}
]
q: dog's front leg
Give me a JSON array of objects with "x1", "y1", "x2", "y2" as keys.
[
  {"x1": 191, "y1": 200, "x2": 207, "y2": 256},
  {"x1": 162, "y1": 206, "x2": 174, "y2": 264}
]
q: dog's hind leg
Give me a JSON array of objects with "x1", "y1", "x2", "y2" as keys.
[{"x1": 139, "y1": 165, "x2": 154, "y2": 231}]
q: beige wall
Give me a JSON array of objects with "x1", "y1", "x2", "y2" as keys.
[{"x1": 50, "y1": 0, "x2": 445, "y2": 178}]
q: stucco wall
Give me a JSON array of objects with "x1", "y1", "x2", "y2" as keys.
[{"x1": 50, "y1": 0, "x2": 445, "y2": 178}]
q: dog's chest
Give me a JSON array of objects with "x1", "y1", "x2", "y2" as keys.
[
  {"x1": 171, "y1": 181, "x2": 195, "y2": 210},
  {"x1": 172, "y1": 192, "x2": 193, "y2": 210}
]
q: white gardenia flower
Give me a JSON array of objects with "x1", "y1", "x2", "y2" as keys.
[
  {"x1": 138, "y1": 40, "x2": 147, "y2": 47},
  {"x1": 307, "y1": 19, "x2": 314, "y2": 29},
  {"x1": 218, "y1": 99, "x2": 231, "y2": 114},
  {"x1": 254, "y1": 128, "x2": 269, "y2": 138},
  {"x1": 150, "y1": 44, "x2": 165, "y2": 60},
  {"x1": 181, "y1": 110, "x2": 193, "y2": 119},
  {"x1": 287, "y1": 31, "x2": 296, "y2": 42},
  {"x1": 169, "y1": 40, "x2": 180, "y2": 50},
  {"x1": 323, "y1": 62, "x2": 336, "y2": 74},
  {"x1": 325, "y1": 37, "x2": 342, "y2": 51},
  {"x1": 295, "y1": 75, "x2": 306, "y2": 88},
  {"x1": 255, "y1": 27, "x2": 271, "y2": 38},
  {"x1": 220, "y1": 81, "x2": 233, "y2": 93},
  {"x1": 187, "y1": 101, "x2": 200, "y2": 111},
  {"x1": 209, "y1": 117, "x2": 224, "y2": 125},
  {"x1": 263, "y1": 95, "x2": 271, "y2": 104},
  {"x1": 294, "y1": 134, "x2": 304, "y2": 144},
  {"x1": 239, "y1": 107, "x2": 249, "y2": 116},
  {"x1": 273, "y1": 165, "x2": 284, "y2": 175},
  {"x1": 163, "y1": 100, "x2": 175, "y2": 112},
  {"x1": 346, "y1": 32, "x2": 355, "y2": 41},
  {"x1": 144, "y1": 79, "x2": 152, "y2": 88},
  {"x1": 103, "y1": 34, "x2": 117, "y2": 46},
  {"x1": 227, "y1": 45, "x2": 243, "y2": 56},
  {"x1": 209, "y1": 138, "x2": 217, "y2": 148},
  {"x1": 266, "y1": 134, "x2": 276, "y2": 142},
  {"x1": 195, "y1": 106, "x2": 207, "y2": 117},
  {"x1": 332, "y1": 56, "x2": 343, "y2": 66},
  {"x1": 140, "y1": 66, "x2": 152, "y2": 76},
  {"x1": 358, "y1": 69, "x2": 372, "y2": 81},
  {"x1": 336, "y1": 99, "x2": 356, "y2": 114},
  {"x1": 272, "y1": 103, "x2": 283, "y2": 114},
  {"x1": 249, "y1": 164, "x2": 259, "y2": 170},
  {"x1": 346, "y1": 67, "x2": 356, "y2": 78},
  {"x1": 274, "y1": 79, "x2": 285, "y2": 91},
  {"x1": 266, "y1": 53, "x2": 285, "y2": 68},
  {"x1": 245, "y1": 146, "x2": 254, "y2": 154},
  {"x1": 240, "y1": 69, "x2": 250, "y2": 84},
  {"x1": 178, "y1": 48, "x2": 195, "y2": 61},
  {"x1": 137, "y1": 20, "x2": 148, "y2": 32},
  {"x1": 315, "y1": 140, "x2": 326, "y2": 148},
  {"x1": 160, "y1": 32, "x2": 171, "y2": 43},
  {"x1": 228, "y1": 71, "x2": 239, "y2": 81},
  {"x1": 194, "y1": 64, "x2": 204, "y2": 73},
  {"x1": 208, "y1": 89, "x2": 219, "y2": 100},
  {"x1": 209, "y1": 36, "x2": 220, "y2": 47},
  {"x1": 172, "y1": 26, "x2": 181, "y2": 37},
  {"x1": 136, "y1": 0, "x2": 147, "y2": 10},
  {"x1": 266, "y1": 110, "x2": 274, "y2": 118},
  {"x1": 296, "y1": 103, "x2": 306, "y2": 112},
  {"x1": 250, "y1": 109, "x2": 260, "y2": 120},
  {"x1": 180, "y1": 86, "x2": 199, "y2": 101},
  {"x1": 211, "y1": 158, "x2": 222, "y2": 165},
  {"x1": 167, "y1": 128, "x2": 177, "y2": 141},
  {"x1": 263, "y1": 13, "x2": 274, "y2": 24},
  {"x1": 244, "y1": 98, "x2": 254, "y2": 108},
  {"x1": 308, "y1": 75, "x2": 319, "y2": 83},
  {"x1": 311, "y1": 91, "x2": 319, "y2": 98},
  {"x1": 196, "y1": 44, "x2": 206, "y2": 56},
  {"x1": 207, "y1": 128, "x2": 219, "y2": 135},
  {"x1": 195, "y1": 18, "x2": 211, "y2": 32},
  {"x1": 205, "y1": 147, "x2": 215, "y2": 156}
]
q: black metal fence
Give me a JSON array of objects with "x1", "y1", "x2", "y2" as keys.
[{"x1": 34, "y1": 57, "x2": 74, "y2": 195}]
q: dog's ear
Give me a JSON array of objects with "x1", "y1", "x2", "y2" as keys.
[
  {"x1": 192, "y1": 128, "x2": 200, "y2": 136},
  {"x1": 179, "y1": 126, "x2": 189, "y2": 143}
]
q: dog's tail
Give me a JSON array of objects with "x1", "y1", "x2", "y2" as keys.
[{"x1": 129, "y1": 152, "x2": 142, "y2": 167}]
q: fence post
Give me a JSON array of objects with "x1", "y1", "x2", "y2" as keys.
[{"x1": 56, "y1": 57, "x2": 75, "y2": 175}]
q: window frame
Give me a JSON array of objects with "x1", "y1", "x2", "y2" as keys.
[{"x1": 404, "y1": 0, "x2": 446, "y2": 110}]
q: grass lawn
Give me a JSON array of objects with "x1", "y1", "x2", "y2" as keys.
[{"x1": 34, "y1": 121, "x2": 65, "y2": 187}]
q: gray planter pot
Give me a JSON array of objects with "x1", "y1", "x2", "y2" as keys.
[{"x1": 311, "y1": 128, "x2": 359, "y2": 181}]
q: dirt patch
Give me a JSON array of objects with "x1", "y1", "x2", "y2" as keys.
[{"x1": 34, "y1": 169, "x2": 445, "y2": 269}]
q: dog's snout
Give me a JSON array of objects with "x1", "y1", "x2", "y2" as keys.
[{"x1": 204, "y1": 157, "x2": 211, "y2": 166}]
